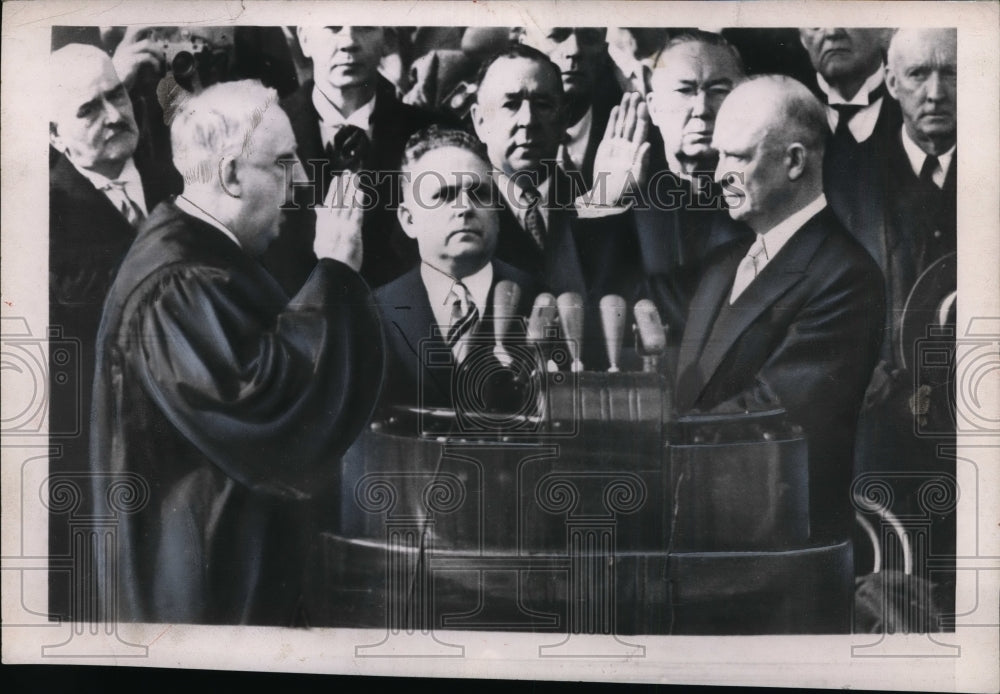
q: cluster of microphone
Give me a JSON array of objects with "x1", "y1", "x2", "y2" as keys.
[{"x1": 490, "y1": 280, "x2": 668, "y2": 376}]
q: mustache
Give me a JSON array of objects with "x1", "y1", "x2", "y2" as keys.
[{"x1": 104, "y1": 121, "x2": 136, "y2": 138}]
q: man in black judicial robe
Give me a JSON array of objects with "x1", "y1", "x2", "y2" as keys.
[
  {"x1": 677, "y1": 77, "x2": 884, "y2": 542},
  {"x1": 90, "y1": 81, "x2": 382, "y2": 625},
  {"x1": 262, "y1": 26, "x2": 449, "y2": 294}
]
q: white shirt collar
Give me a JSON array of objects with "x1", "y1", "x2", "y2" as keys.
[
  {"x1": 899, "y1": 127, "x2": 955, "y2": 188},
  {"x1": 756, "y1": 193, "x2": 828, "y2": 263},
  {"x1": 816, "y1": 66, "x2": 885, "y2": 143},
  {"x1": 420, "y1": 260, "x2": 494, "y2": 340},
  {"x1": 563, "y1": 106, "x2": 593, "y2": 173},
  {"x1": 311, "y1": 85, "x2": 376, "y2": 143},
  {"x1": 73, "y1": 157, "x2": 148, "y2": 217},
  {"x1": 174, "y1": 195, "x2": 243, "y2": 249},
  {"x1": 816, "y1": 66, "x2": 885, "y2": 106},
  {"x1": 496, "y1": 171, "x2": 552, "y2": 229}
]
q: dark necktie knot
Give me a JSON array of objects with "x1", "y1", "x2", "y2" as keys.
[
  {"x1": 919, "y1": 154, "x2": 941, "y2": 188},
  {"x1": 325, "y1": 124, "x2": 370, "y2": 173}
]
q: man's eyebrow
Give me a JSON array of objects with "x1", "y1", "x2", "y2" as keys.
[{"x1": 77, "y1": 95, "x2": 102, "y2": 113}]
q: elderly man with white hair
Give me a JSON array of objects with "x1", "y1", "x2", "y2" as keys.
[
  {"x1": 675, "y1": 75, "x2": 885, "y2": 543},
  {"x1": 90, "y1": 80, "x2": 384, "y2": 625},
  {"x1": 48, "y1": 46, "x2": 181, "y2": 613}
]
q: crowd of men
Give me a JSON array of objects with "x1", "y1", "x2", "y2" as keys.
[{"x1": 49, "y1": 26, "x2": 957, "y2": 626}]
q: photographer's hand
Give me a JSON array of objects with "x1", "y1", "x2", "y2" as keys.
[
  {"x1": 112, "y1": 27, "x2": 167, "y2": 89},
  {"x1": 314, "y1": 174, "x2": 364, "y2": 273}
]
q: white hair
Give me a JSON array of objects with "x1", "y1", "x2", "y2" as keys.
[{"x1": 169, "y1": 80, "x2": 279, "y2": 186}]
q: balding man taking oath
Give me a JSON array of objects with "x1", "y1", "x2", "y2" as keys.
[
  {"x1": 90, "y1": 81, "x2": 383, "y2": 625},
  {"x1": 675, "y1": 75, "x2": 885, "y2": 542}
]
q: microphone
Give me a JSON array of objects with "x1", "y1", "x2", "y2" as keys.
[
  {"x1": 557, "y1": 292, "x2": 585, "y2": 373},
  {"x1": 492, "y1": 280, "x2": 521, "y2": 368},
  {"x1": 527, "y1": 293, "x2": 559, "y2": 373},
  {"x1": 599, "y1": 295, "x2": 626, "y2": 373},
  {"x1": 633, "y1": 299, "x2": 667, "y2": 373}
]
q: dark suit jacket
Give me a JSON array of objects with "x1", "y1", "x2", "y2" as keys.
[
  {"x1": 635, "y1": 171, "x2": 752, "y2": 338},
  {"x1": 262, "y1": 77, "x2": 450, "y2": 293},
  {"x1": 48, "y1": 151, "x2": 179, "y2": 469},
  {"x1": 374, "y1": 260, "x2": 538, "y2": 415},
  {"x1": 822, "y1": 94, "x2": 903, "y2": 270},
  {"x1": 90, "y1": 201, "x2": 383, "y2": 625},
  {"x1": 881, "y1": 135, "x2": 956, "y2": 365},
  {"x1": 675, "y1": 206, "x2": 885, "y2": 541}
]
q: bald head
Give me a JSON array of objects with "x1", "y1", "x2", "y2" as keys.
[
  {"x1": 50, "y1": 44, "x2": 138, "y2": 178},
  {"x1": 713, "y1": 75, "x2": 827, "y2": 232},
  {"x1": 886, "y1": 28, "x2": 957, "y2": 155}
]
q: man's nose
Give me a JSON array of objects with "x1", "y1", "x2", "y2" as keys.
[
  {"x1": 924, "y1": 71, "x2": 946, "y2": 101},
  {"x1": 514, "y1": 99, "x2": 535, "y2": 127},
  {"x1": 561, "y1": 32, "x2": 580, "y2": 58},
  {"x1": 336, "y1": 26, "x2": 359, "y2": 49},
  {"x1": 454, "y1": 188, "x2": 475, "y2": 215},
  {"x1": 102, "y1": 97, "x2": 127, "y2": 124},
  {"x1": 690, "y1": 89, "x2": 711, "y2": 118},
  {"x1": 291, "y1": 156, "x2": 308, "y2": 184}
]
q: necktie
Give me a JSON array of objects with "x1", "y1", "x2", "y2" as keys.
[
  {"x1": 324, "y1": 124, "x2": 370, "y2": 175},
  {"x1": 730, "y1": 240, "x2": 767, "y2": 304},
  {"x1": 520, "y1": 185, "x2": 546, "y2": 250},
  {"x1": 446, "y1": 281, "x2": 479, "y2": 362},
  {"x1": 919, "y1": 154, "x2": 941, "y2": 189},
  {"x1": 828, "y1": 82, "x2": 886, "y2": 144},
  {"x1": 103, "y1": 180, "x2": 145, "y2": 228},
  {"x1": 831, "y1": 104, "x2": 864, "y2": 144}
]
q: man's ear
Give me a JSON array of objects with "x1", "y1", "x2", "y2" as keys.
[
  {"x1": 218, "y1": 156, "x2": 241, "y2": 198},
  {"x1": 296, "y1": 27, "x2": 312, "y2": 60},
  {"x1": 645, "y1": 91, "x2": 662, "y2": 127},
  {"x1": 785, "y1": 142, "x2": 808, "y2": 181},
  {"x1": 470, "y1": 102, "x2": 486, "y2": 140},
  {"x1": 49, "y1": 122, "x2": 65, "y2": 154},
  {"x1": 397, "y1": 202, "x2": 417, "y2": 239},
  {"x1": 884, "y1": 66, "x2": 899, "y2": 101}
]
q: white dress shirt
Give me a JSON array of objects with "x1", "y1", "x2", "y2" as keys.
[
  {"x1": 730, "y1": 194, "x2": 827, "y2": 303},
  {"x1": 900, "y1": 127, "x2": 955, "y2": 189},
  {"x1": 421, "y1": 260, "x2": 494, "y2": 354},
  {"x1": 175, "y1": 195, "x2": 243, "y2": 249},
  {"x1": 74, "y1": 157, "x2": 148, "y2": 220},
  {"x1": 311, "y1": 85, "x2": 376, "y2": 146},
  {"x1": 816, "y1": 67, "x2": 886, "y2": 143}
]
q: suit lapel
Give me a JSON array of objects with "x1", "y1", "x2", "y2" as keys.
[
  {"x1": 52, "y1": 155, "x2": 136, "y2": 240},
  {"x1": 677, "y1": 210, "x2": 833, "y2": 410},
  {"x1": 675, "y1": 241, "x2": 746, "y2": 408}
]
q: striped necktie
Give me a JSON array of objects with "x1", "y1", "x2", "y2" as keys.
[
  {"x1": 730, "y1": 239, "x2": 767, "y2": 304},
  {"x1": 446, "y1": 281, "x2": 479, "y2": 362},
  {"x1": 520, "y1": 185, "x2": 546, "y2": 250},
  {"x1": 103, "y1": 180, "x2": 145, "y2": 228}
]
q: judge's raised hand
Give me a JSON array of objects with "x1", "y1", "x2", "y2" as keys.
[
  {"x1": 589, "y1": 92, "x2": 651, "y2": 206},
  {"x1": 314, "y1": 173, "x2": 365, "y2": 273}
]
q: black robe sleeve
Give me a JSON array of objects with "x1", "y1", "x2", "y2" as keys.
[{"x1": 124, "y1": 257, "x2": 384, "y2": 499}]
